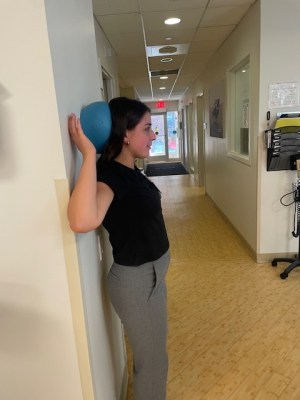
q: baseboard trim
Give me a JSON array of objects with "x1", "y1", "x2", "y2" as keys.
[
  {"x1": 206, "y1": 194, "x2": 257, "y2": 261},
  {"x1": 206, "y1": 194, "x2": 299, "y2": 264},
  {"x1": 256, "y1": 252, "x2": 297, "y2": 264}
]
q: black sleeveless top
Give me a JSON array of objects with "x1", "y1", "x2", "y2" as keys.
[{"x1": 97, "y1": 160, "x2": 169, "y2": 266}]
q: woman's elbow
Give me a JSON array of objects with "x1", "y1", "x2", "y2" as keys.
[
  {"x1": 68, "y1": 220, "x2": 99, "y2": 233},
  {"x1": 69, "y1": 222, "x2": 90, "y2": 233},
  {"x1": 67, "y1": 206, "x2": 102, "y2": 232},
  {"x1": 68, "y1": 216, "x2": 99, "y2": 233}
]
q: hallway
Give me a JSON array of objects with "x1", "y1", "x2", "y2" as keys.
[{"x1": 126, "y1": 175, "x2": 300, "y2": 400}]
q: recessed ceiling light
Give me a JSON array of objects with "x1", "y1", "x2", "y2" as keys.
[
  {"x1": 161, "y1": 57, "x2": 172, "y2": 63},
  {"x1": 160, "y1": 76, "x2": 168, "y2": 80},
  {"x1": 165, "y1": 37, "x2": 172, "y2": 41},
  {"x1": 159, "y1": 87, "x2": 166, "y2": 90},
  {"x1": 164, "y1": 17, "x2": 181, "y2": 25},
  {"x1": 242, "y1": 69, "x2": 246, "y2": 73}
]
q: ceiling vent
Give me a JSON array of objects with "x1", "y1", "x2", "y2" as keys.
[
  {"x1": 159, "y1": 46, "x2": 177, "y2": 54},
  {"x1": 151, "y1": 69, "x2": 179, "y2": 77},
  {"x1": 147, "y1": 44, "x2": 189, "y2": 57}
]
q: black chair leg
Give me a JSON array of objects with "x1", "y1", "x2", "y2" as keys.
[
  {"x1": 279, "y1": 259, "x2": 300, "y2": 279},
  {"x1": 272, "y1": 257, "x2": 295, "y2": 266},
  {"x1": 272, "y1": 256, "x2": 300, "y2": 279}
]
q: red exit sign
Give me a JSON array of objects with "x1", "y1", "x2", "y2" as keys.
[{"x1": 156, "y1": 101, "x2": 166, "y2": 108}]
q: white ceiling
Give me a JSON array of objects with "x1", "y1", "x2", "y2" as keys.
[{"x1": 93, "y1": 0, "x2": 256, "y2": 102}]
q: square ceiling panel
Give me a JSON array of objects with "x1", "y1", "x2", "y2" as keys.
[
  {"x1": 96, "y1": 14, "x2": 142, "y2": 34},
  {"x1": 209, "y1": 0, "x2": 255, "y2": 6},
  {"x1": 107, "y1": 33, "x2": 145, "y2": 57},
  {"x1": 142, "y1": 9, "x2": 205, "y2": 32},
  {"x1": 140, "y1": 0, "x2": 208, "y2": 12},
  {"x1": 194, "y1": 25, "x2": 236, "y2": 41},
  {"x1": 92, "y1": 0, "x2": 139, "y2": 15},
  {"x1": 145, "y1": 29, "x2": 196, "y2": 46},
  {"x1": 117, "y1": 56, "x2": 149, "y2": 78},
  {"x1": 200, "y1": 5, "x2": 251, "y2": 27}
]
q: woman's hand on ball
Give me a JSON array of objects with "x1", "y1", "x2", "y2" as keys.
[{"x1": 68, "y1": 113, "x2": 96, "y2": 156}]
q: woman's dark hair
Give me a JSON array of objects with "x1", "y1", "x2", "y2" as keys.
[{"x1": 100, "y1": 97, "x2": 150, "y2": 162}]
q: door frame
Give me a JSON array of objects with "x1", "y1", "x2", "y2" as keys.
[
  {"x1": 148, "y1": 112, "x2": 169, "y2": 162},
  {"x1": 148, "y1": 111, "x2": 182, "y2": 163}
]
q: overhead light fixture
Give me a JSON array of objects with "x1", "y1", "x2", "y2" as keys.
[
  {"x1": 242, "y1": 69, "x2": 247, "y2": 73},
  {"x1": 164, "y1": 17, "x2": 181, "y2": 25},
  {"x1": 159, "y1": 87, "x2": 166, "y2": 90},
  {"x1": 165, "y1": 37, "x2": 172, "y2": 41},
  {"x1": 160, "y1": 76, "x2": 168, "y2": 80},
  {"x1": 161, "y1": 57, "x2": 172, "y2": 63}
]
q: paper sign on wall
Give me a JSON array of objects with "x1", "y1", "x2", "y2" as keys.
[{"x1": 269, "y1": 82, "x2": 300, "y2": 108}]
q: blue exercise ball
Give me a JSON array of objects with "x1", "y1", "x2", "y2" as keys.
[{"x1": 80, "y1": 101, "x2": 112, "y2": 154}]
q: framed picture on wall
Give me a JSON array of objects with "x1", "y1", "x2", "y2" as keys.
[{"x1": 209, "y1": 80, "x2": 225, "y2": 138}]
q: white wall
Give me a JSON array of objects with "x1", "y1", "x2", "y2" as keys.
[
  {"x1": 0, "y1": 0, "x2": 125, "y2": 399},
  {"x1": 44, "y1": 1, "x2": 126, "y2": 399},
  {"x1": 182, "y1": 1, "x2": 260, "y2": 252},
  {"x1": 258, "y1": 0, "x2": 300, "y2": 256},
  {"x1": 0, "y1": 1, "x2": 83, "y2": 399},
  {"x1": 94, "y1": 19, "x2": 120, "y2": 100}
]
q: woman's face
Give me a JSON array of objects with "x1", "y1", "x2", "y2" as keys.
[{"x1": 126, "y1": 112, "x2": 156, "y2": 158}]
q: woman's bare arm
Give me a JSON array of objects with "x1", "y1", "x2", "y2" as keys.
[{"x1": 67, "y1": 114, "x2": 114, "y2": 232}]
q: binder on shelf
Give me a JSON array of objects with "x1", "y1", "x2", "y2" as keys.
[{"x1": 265, "y1": 117, "x2": 300, "y2": 171}]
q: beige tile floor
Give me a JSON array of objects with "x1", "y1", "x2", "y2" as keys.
[{"x1": 126, "y1": 174, "x2": 300, "y2": 400}]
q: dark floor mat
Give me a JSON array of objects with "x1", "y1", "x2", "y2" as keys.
[{"x1": 145, "y1": 162, "x2": 189, "y2": 177}]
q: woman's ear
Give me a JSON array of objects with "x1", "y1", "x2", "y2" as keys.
[{"x1": 123, "y1": 133, "x2": 130, "y2": 145}]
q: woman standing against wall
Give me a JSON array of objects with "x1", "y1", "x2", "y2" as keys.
[{"x1": 67, "y1": 97, "x2": 170, "y2": 400}]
